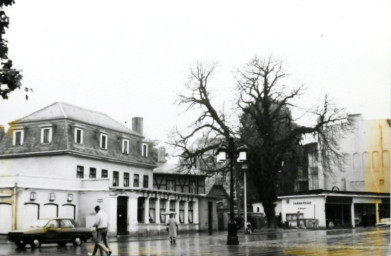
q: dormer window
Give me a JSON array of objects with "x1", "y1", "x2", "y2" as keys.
[
  {"x1": 13, "y1": 129, "x2": 24, "y2": 146},
  {"x1": 142, "y1": 143, "x2": 148, "y2": 157},
  {"x1": 100, "y1": 133, "x2": 108, "y2": 149},
  {"x1": 122, "y1": 139, "x2": 129, "y2": 154},
  {"x1": 41, "y1": 127, "x2": 53, "y2": 144},
  {"x1": 74, "y1": 128, "x2": 83, "y2": 144}
]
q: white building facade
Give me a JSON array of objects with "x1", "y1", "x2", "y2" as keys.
[{"x1": 0, "y1": 102, "x2": 217, "y2": 235}]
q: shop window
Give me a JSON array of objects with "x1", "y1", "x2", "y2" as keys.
[
  {"x1": 76, "y1": 166, "x2": 84, "y2": 179},
  {"x1": 179, "y1": 201, "x2": 185, "y2": 223},
  {"x1": 169, "y1": 200, "x2": 176, "y2": 213},
  {"x1": 113, "y1": 171, "x2": 119, "y2": 187},
  {"x1": 124, "y1": 172, "x2": 129, "y2": 187},
  {"x1": 149, "y1": 199, "x2": 156, "y2": 223},
  {"x1": 134, "y1": 174, "x2": 139, "y2": 187},
  {"x1": 137, "y1": 197, "x2": 145, "y2": 223},
  {"x1": 160, "y1": 199, "x2": 167, "y2": 223},
  {"x1": 188, "y1": 202, "x2": 193, "y2": 223},
  {"x1": 89, "y1": 168, "x2": 96, "y2": 178}
]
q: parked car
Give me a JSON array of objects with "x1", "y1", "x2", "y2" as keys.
[{"x1": 8, "y1": 218, "x2": 93, "y2": 248}]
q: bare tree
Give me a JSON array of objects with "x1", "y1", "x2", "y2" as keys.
[
  {"x1": 237, "y1": 56, "x2": 351, "y2": 227},
  {"x1": 172, "y1": 57, "x2": 351, "y2": 228},
  {"x1": 170, "y1": 62, "x2": 235, "y2": 174}
]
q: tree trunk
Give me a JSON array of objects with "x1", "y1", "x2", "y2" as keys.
[{"x1": 263, "y1": 200, "x2": 277, "y2": 228}]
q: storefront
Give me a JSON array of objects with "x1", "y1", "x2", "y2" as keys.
[{"x1": 279, "y1": 190, "x2": 390, "y2": 228}]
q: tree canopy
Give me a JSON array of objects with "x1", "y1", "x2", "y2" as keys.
[
  {"x1": 172, "y1": 56, "x2": 351, "y2": 227},
  {"x1": 0, "y1": 0, "x2": 29, "y2": 100}
]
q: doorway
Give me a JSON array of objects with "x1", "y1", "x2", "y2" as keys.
[
  {"x1": 208, "y1": 201, "x2": 213, "y2": 234},
  {"x1": 117, "y1": 197, "x2": 128, "y2": 235}
]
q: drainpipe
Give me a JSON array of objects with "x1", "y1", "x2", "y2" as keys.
[{"x1": 13, "y1": 183, "x2": 18, "y2": 230}]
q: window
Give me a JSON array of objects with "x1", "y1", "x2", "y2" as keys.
[
  {"x1": 49, "y1": 193, "x2": 55, "y2": 201},
  {"x1": 198, "y1": 181, "x2": 205, "y2": 194},
  {"x1": 41, "y1": 127, "x2": 52, "y2": 144},
  {"x1": 113, "y1": 171, "x2": 119, "y2": 186},
  {"x1": 380, "y1": 179, "x2": 385, "y2": 185},
  {"x1": 167, "y1": 180, "x2": 175, "y2": 191},
  {"x1": 160, "y1": 199, "x2": 167, "y2": 223},
  {"x1": 137, "y1": 197, "x2": 145, "y2": 223},
  {"x1": 76, "y1": 166, "x2": 84, "y2": 178},
  {"x1": 124, "y1": 172, "x2": 129, "y2": 187},
  {"x1": 13, "y1": 130, "x2": 24, "y2": 146},
  {"x1": 149, "y1": 199, "x2": 156, "y2": 223},
  {"x1": 142, "y1": 143, "x2": 148, "y2": 157},
  {"x1": 179, "y1": 201, "x2": 185, "y2": 223},
  {"x1": 30, "y1": 192, "x2": 37, "y2": 201},
  {"x1": 89, "y1": 168, "x2": 96, "y2": 178},
  {"x1": 47, "y1": 220, "x2": 59, "y2": 228},
  {"x1": 74, "y1": 128, "x2": 83, "y2": 144},
  {"x1": 134, "y1": 174, "x2": 139, "y2": 187},
  {"x1": 143, "y1": 175, "x2": 149, "y2": 188},
  {"x1": 60, "y1": 219, "x2": 75, "y2": 228},
  {"x1": 100, "y1": 133, "x2": 108, "y2": 149},
  {"x1": 189, "y1": 180, "x2": 197, "y2": 193},
  {"x1": 188, "y1": 202, "x2": 193, "y2": 223},
  {"x1": 122, "y1": 139, "x2": 129, "y2": 154},
  {"x1": 101, "y1": 169, "x2": 108, "y2": 178},
  {"x1": 372, "y1": 151, "x2": 380, "y2": 169},
  {"x1": 169, "y1": 200, "x2": 176, "y2": 212}
]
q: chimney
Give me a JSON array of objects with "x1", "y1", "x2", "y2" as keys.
[
  {"x1": 0, "y1": 125, "x2": 4, "y2": 142},
  {"x1": 132, "y1": 117, "x2": 143, "y2": 135},
  {"x1": 157, "y1": 146, "x2": 167, "y2": 163}
]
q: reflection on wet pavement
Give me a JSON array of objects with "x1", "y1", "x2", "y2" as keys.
[{"x1": 1, "y1": 227, "x2": 389, "y2": 255}]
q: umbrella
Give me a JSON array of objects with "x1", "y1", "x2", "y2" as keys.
[{"x1": 161, "y1": 211, "x2": 177, "y2": 215}]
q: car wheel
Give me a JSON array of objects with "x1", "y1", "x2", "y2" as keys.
[
  {"x1": 73, "y1": 236, "x2": 83, "y2": 246},
  {"x1": 58, "y1": 242, "x2": 67, "y2": 246},
  {"x1": 31, "y1": 237, "x2": 42, "y2": 248},
  {"x1": 15, "y1": 239, "x2": 26, "y2": 249}
]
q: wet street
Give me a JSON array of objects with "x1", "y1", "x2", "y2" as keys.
[{"x1": 1, "y1": 227, "x2": 390, "y2": 256}]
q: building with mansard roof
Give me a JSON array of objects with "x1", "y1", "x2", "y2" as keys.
[{"x1": 0, "y1": 102, "x2": 217, "y2": 235}]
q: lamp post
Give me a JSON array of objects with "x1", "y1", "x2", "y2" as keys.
[
  {"x1": 243, "y1": 163, "x2": 248, "y2": 233},
  {"x1": 217, "y1": 137, "x2": 247, "y2": 245}
]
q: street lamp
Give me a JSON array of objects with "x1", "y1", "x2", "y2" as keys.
[{"x1": 216, "y1": 137, "x2": 247, "y2": 245}]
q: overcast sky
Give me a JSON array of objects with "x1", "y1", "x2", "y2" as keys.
[{"x1": 0, "y1": 0, "x2": 390, "y2": 143}]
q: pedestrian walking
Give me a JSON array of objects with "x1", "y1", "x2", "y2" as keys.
[
  {"x1": 167, "y1": 213, "x2": 179, "y2": 244},
  {"x1": 89, "y1": 205, "x2": 111, "y2": 256}
]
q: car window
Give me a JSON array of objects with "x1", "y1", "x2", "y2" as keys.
[
  {"x1": 47, "y1": 220, "x2": 59, "y2": 228},
  {"x1": 60, "y1": 219, "x2": 75, "y2": 228},
  {"x1": 30, "y1": 219, "x2": 49, "y2": 228}
]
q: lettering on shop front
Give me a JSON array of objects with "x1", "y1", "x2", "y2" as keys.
[{"x1": 293, "y1": 202, "x2": 311, "y2": 205}]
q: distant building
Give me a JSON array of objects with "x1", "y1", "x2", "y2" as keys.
[
  {"x1": 253, "y1": 115, "x2": 390, "y2": 228},
  {"x1": 0, "y1": 102, "x2": 217, "y2": 235}
]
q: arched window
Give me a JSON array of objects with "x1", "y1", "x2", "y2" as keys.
[
  {"x1": 382, "y1": 150, "x2": 390, "y2": 168},
  {"x1": 353, "y1": 153, "x2": 360, "y2": 171},
  {"x1": 362, "y1": 152, "x2": 370, "y2": 170},
  {"x1": 372, "y1": 151, "x2": 380, "y2": 169}
]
